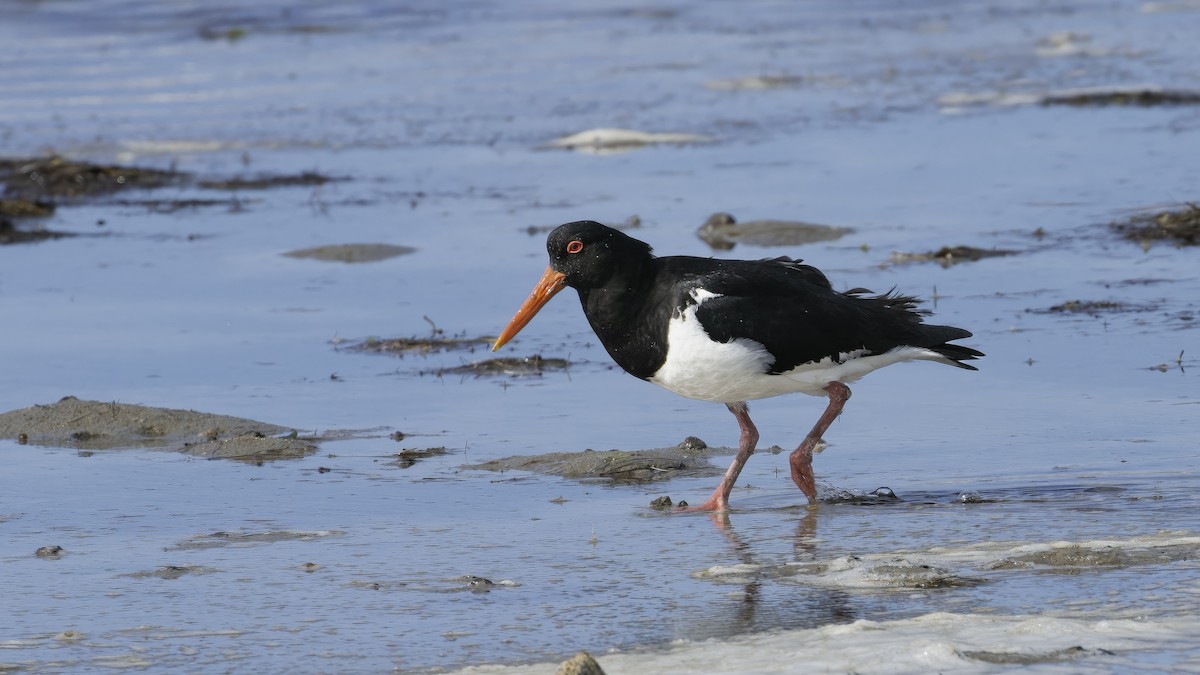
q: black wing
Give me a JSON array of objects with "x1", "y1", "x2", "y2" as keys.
[{"x1": 673, "y1": 258, "x2": 980, "y2": 373}]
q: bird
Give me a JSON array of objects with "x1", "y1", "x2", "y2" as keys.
[{"x1": 492, "y1": 221, "x2": 982, "y2": 510}]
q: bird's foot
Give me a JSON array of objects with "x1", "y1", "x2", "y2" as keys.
[
  {"x1": 678, "y1": 492, "x2": 729, "y2": 513},
  {"x1": 790, "y1": 445, "x2": 818, "y2": 505}
]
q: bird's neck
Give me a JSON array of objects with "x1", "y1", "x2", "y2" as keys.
[{"x1": 576, "y1": 263, "x2": 665, "y2": 379}]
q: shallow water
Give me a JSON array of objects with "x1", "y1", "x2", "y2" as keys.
[{"x1": 2, "y1": 0, "x2": 1199, "y2": 672}]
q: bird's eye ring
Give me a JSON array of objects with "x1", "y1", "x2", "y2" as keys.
[{"x1": 566, "y1": 240, "x2": 584, "y2": 254}]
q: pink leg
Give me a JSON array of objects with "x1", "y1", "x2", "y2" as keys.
[
  {"x1": 686, "y1": 402, "x2": 759, "y2": 512},
  {"x1": 790, "y1": 382, "x2": 852, "y2": 504}
]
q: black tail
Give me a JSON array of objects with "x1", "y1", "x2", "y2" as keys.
[{"x1": 923, "y1": 324, "x2": 984, "y2": 370}]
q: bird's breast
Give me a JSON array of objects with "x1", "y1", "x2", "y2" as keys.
[{"x1": 648, "y1": 292, "x2": 808, "y2": 402}]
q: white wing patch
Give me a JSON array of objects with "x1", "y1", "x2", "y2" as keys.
[{"x1": 649, "y1": 288, "x2": 953, "y2": 403}]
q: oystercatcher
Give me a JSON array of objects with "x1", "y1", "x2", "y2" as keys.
[{"x1": 493, "y1": 221, "x2": 982, "y2": 510}]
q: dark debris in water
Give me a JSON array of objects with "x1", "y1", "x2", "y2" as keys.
[
  {"x1": 818, "y1": 486, "x2": 905, "y2": 505},
  {"x1": 1033, "y1": 299, "x2": 1146, "y2": 316},
  {"x1": 0, "y1": 198, "x2": 55, "y2": 218},
  {"x1": 0, "y1": 217, "x2": 78, "y2": 245},
  {"x1": 1, "y1": 155, "x2": 344, "y2": 222},
  {"x1": 0, "y1": 156, "x2": 184, "y2": 200},
  {"x1": 1111, "y1": 203, "x2": 1200, "y2": 247},
  {"x1": 113, "y1": 197, "x2": 254, "y2": 214},
  {"x1": 890, "y1": 245, "x2": 1017, "y2": 267},
  {"x1": 387, "y1": 446, "x2": 448, "y2": 468},
  {"x1": 198, "y1": 171, "x2": 342, "y2": 191},
  {"x1": 342, "y1": 334, "x2": 492, "y2": 356},
  {"x1": 423, "y1": 355, "x2": 570, "y2": 378},
  {"x1": 1042, "y1": 88, "x2": 1200, "y2": 107}
]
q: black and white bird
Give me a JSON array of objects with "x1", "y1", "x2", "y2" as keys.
[{"x1": 493, "y1": 221, "x2": 982, "y2": 510}]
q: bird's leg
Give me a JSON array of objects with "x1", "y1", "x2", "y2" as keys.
[
  {"x1": 790, "y1": 381, "x2": 852, "y2": 504},
  {"x1": 686, "y1": 402, "x2": 759, "y2": 512}
]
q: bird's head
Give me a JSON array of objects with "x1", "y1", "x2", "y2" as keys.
[{"x1": 492, "y1": 221, "x2": 651, "y2": 351}]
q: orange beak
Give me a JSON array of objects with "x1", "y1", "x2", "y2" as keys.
[{"x1": 492, "y1": 266, "x2": 567, "y2": 351}]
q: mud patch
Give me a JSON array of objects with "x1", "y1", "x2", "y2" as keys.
[
  {"x1": 0, "y1": 198, "x2": 55, "y2": 218},
  {"x1": 0, "y1": 156, "x2": 184, "y2": 200},
  {"x1": 964, "y1": 646, "x2": 1112, "y2": 665},
  {"x1": 890, "y1": 245, "x2": 1017, "y2": 267},
  {"x1": 1, "y1": 155, "x2": 343, "y2": 214},
  {"x1": 422, "y1": 355, "x2": 570, "y2": 378},
  {"x1": 125, "y1": 565, "x2": 219, "y2": 580},
  {"x1": 283, "y1": 243, "x2": 416, "y2": 263},
  {"x1": 786, "y1": 556, "x2": 981, "y2": 590},
  {"x1": 987, "y1": 542, "x2": 1200, "y2": 572},
  {"x1": 466, "y1": 437, "x2": 727, "y2": 482},
  {"x1": 1111, "y1": 204, "x2": 1200, "y2": 247},
  {"x1": 181, "y1": 432, "x2": 317, "y2": 461},
  {"x1": 170, "y1": 530, "x2": 344, "y2": 551},
  {"x1": 0, "y1": 396, "x2": 314, "y2": 460},
  {"x1": 696, "y1": 212, "x2": 853, "y2": 250}
]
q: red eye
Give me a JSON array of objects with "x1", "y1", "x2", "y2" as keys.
[{"x1": 566, "y1": 240, "x2": 584, "y2": 254}]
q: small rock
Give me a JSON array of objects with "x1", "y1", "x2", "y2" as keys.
[
  {"x1": 465, "y1": 575, "x2": 495, "y2": 590},
  {"x1": 556, "y1": 651, "x2": 606, "y2": 675},
  {"x1": 649, "y1": 496, "x2": 674, "y2": 509},
  {"x1": 35, "y1": 545, "x2": 64, "y2": 558}
]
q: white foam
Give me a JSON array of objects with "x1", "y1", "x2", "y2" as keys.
[
  {"x1": 456, "y1": 611, "x2": 1199, "y2": 674},
  {"x1": 454, "y1": 531, "x2": 1200, "y2": 674}
]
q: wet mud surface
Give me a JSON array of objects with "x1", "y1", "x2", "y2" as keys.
[
  {"x1": 0, "y1": 396, "x2": 314, "y2": 459},
  {"x1": 889, "y1": 245, "x2": 1019, "y2": 267},
  {"x1": 467, "y1": 437, "x2": 734, "y2": 482},
  {"x1": 696, "y1": 212, "x2": 853, "y2": 250},
  {"x1": 1111, "y1": 203, "x2": 1200, "y2": 246},
  {"x1": 282, "y1": 242, "x2": 416, "y2": 263}
]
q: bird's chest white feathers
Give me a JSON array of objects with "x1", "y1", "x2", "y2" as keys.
[{"x1": 648, "y1": 289, "x2": 939, "y2": 403}]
